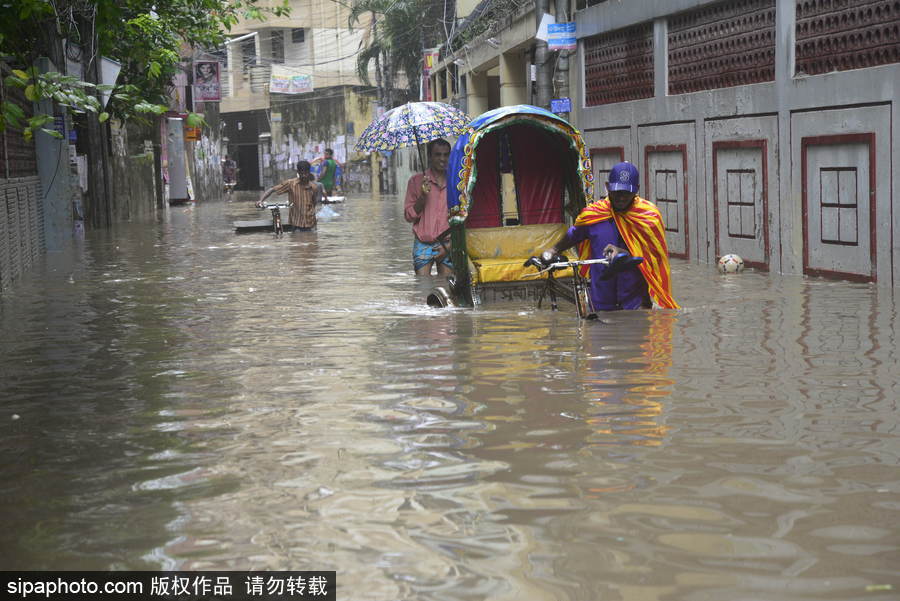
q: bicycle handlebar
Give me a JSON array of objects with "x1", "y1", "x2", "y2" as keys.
[{"x1": 522, "y1": 257, "x2": 611, "y2": 277}]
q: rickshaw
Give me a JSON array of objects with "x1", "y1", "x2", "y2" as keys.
[{"x1": 426, "y1": 105, "x2": 597, "y2": 315}]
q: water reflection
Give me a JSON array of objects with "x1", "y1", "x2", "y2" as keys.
[{"x1": 0, "y1": 195, "x2": 898, "y2": 599}]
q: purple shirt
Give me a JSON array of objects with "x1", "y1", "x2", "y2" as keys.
[{"x1": 566, "y1": 220, "x2": 651, "y2": 311}]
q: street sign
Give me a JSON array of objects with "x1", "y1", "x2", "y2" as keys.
[
  {"x1": 548, "y1": 22, "x2": 576, "y2": 51},
  {"x1": 551, "y1": 97, "x2": 572, "y2": 114}
]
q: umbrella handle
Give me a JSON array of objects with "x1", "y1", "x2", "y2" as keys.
[{"x1": 414, "y1": 127, "x2": 426, "y2": 172}]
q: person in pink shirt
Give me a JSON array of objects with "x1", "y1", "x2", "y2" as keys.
[{"x1": 404, "y1": 139, "x2": 452, "y2": 276}]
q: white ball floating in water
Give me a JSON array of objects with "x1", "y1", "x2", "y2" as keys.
[
  {"x1": 11, "y1": 414, "x2": 20, "y2": 420},
  {"x1": 717, "y1": 254, "x2": 744, "y2": 274}
]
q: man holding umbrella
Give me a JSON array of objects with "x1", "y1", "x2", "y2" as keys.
[
  {"x1": 404, "y1": 138, "x2": 452, "y2": 276},
  {"x1": 355, "y1": 101, "x2": 470, "y2": 275}
]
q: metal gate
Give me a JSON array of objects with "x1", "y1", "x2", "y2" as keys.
[
  {"x1": 0, "y1": 178, "x2": 45, "y2": 293},
  {"x1": 0, "y1": 64, "x2": 44, "y2": 294}
]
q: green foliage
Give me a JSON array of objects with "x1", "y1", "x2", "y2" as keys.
[
  {"x1": 348, "y1": 0, "x2": 444, "y2": 105},
  {"x1": 185, "y1": 113, "x2": 205, "y2": 128},
  {"x1": 0, "y1": 0, "x2": 291, "y2": 138}
]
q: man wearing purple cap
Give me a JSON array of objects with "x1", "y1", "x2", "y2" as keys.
[{"x1": 537, "y1": 161, "x2": 678, "y2": 311}]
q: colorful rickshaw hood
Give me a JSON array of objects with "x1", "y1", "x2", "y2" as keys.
[{"x1": 446, "y1": 105, "x2": 594, "y2": 224}]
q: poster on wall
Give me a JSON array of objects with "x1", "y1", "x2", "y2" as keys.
[
  {"x1": 270, "y1": 65, "x2": 314, "y2": 94},
  {"x1": 423, "y1": 48, "x2": 439, "y2": 74},
  {"x1": 193, "y1": 61, "x2": 221, "y2": 101}
]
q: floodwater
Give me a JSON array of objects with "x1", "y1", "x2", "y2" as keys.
[{"x1": 1, "y1": 193, "x2": 898, "y2": 600}]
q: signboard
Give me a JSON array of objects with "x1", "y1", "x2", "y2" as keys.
[
  {"x1": 184, "y1": 126, "x2": 201, "y2": 142},
  {"x1": 193, "y1": 61, "x2": 221, "y2": 101},
  {"x1": 270, "y1": 65, "x2": 313, "y2": 94},
  {"x1": 536, "y1": 13, "x2": 553, "y2": 41},
  {"x1": 551, "y1": 97, "x2": 572, "y2": 114},
  {"x1": 548, "y1": 22, "x2": 576, "y2": 51},
  {"x1": 100, "y1": 57, "x2": 122, "y2": 107},
  {"x1": 423, "y1": 48, "x2": 440, "y2": 74}
]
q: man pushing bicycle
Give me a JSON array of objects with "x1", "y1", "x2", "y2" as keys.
[
  {"x1": 257, "y1": 160, "x2": 323, "y2": 232},
  {"x1": 535, "y1": 161, "x2": 678, "y2": 312}
]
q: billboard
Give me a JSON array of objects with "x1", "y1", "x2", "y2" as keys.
[
  {"x1": 270, "y1": 65, "x2": 314, "y2": 94},
  {"x1": 193, "y1": 61, "x2": 221, "y2": 102}
]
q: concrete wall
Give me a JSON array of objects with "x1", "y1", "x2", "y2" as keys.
[
  {"x1": 187, "y1": 103, "x2": 226, "y2": 203},
  {"x1": 574, "y1": 0, "x2": 900, "y2": 287},
  {"x1": 265, "y1": 87, "x2": 375, "y2": 189}
]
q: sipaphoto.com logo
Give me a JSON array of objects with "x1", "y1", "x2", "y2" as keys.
[{"x1": 7, "y1": 575, "x2": 142, "y2": 598}]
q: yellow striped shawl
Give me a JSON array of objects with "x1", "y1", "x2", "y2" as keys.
[{"x1": 573, "y1": 197, "x2": 679, "y2": 309}]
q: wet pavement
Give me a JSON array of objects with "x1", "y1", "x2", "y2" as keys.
[{"x1": 1, "y1": 193, "x2": 898, "y2": 600}]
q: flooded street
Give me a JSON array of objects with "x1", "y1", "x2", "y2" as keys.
[{"x1": 1, "y1": 194, "x2": 898, "y2": 600}]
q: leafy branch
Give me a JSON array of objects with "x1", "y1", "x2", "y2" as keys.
[{"x1": 0, "y1": 0, "x2": 291, "y2": 140}]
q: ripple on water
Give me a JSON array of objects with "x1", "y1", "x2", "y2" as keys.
[{"x1": 1, "y1": 198, "x2": 898, "y2": 598}]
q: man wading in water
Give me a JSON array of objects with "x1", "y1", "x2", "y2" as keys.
[
  {"x1": 257, "y1": 160, "x2": 323, "y2": 231},
  {"x1": 312, "y1": 148, "x2": 342, "y2": 198},
  {"x1": 537, "y1": 161, "x2": 678, "y2": 311},
  {"x1": 403, "y1": 139, "x2": 452, "y2": 276}
]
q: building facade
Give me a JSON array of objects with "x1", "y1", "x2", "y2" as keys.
[
  {"x1": 429, "y1": 0, "x2": 900, "y2": 286},
  {"x1": 219, "y1": 0, "x2": 379, "y2": 190}
]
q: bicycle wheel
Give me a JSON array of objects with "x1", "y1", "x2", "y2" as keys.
[
  {"x1": 573, "y1": 275, "x2": 594, "y2": 319},
  {"x1": 273, "y1": 209, "x2": 283, "y2": 236}
]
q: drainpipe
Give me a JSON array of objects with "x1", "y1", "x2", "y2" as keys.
[{"x1": 534, "y1": 0, "x2": 552, "y2": 109}]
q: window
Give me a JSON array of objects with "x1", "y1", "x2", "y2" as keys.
[
  {"x1": 240, "y1": 38, "x2": 256, "y2": 72},
  {"x1": 291, "y1": 28, "x2": 305, "y2": 44},
  {"x1": 576, "y1": 0, "x2": 609, "y2": 9},
  {"x1": 449, "y1": 63, "x2": 458, "y2": 95},
  {"x1": 271, "y1": 30, "x2": 284, "y2": 64}
]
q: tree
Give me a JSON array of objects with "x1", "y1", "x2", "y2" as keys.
[
  {"x1": 1, "y1": 0, "x2": 290, "y2": 228},
  {"x1": 0, "y1": 0, "x2": 290, "y2": 137},
  {"x1": 348, "y1": 0, "x2": 446, "y2": 108}
]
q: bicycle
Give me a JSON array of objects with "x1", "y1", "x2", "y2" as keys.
[
  {"x1": 523, "y1": 253, "x2": 644, "y2": 320},
  {"x1": 262, "y1": 202, "x2": 289, "y2": 237}
]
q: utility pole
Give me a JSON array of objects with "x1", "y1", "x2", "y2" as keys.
[
  {"x1": 534, "y1": 0, "x2": 552, "y2": 109},
  {"x1": 554, "y1": 0, "x2": 570, "y2": 119},
  {"x1": 372, "y1": 19, "x2": 383, "y2": 199},
  {"x1": 80, "y1": 16, "x2": 112, "y2": 228}
]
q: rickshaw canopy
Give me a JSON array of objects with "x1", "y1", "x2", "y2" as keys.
[{"x1": 447, "y1": 105, "x2": 594, "y2": 226}]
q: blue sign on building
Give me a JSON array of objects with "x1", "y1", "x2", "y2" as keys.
[
  {"x1": 548, "y1": 22, "x2": 576, "y2": 51},
  {"x1": 551, "y1": 97, "x2": 572, "y2": 114}
]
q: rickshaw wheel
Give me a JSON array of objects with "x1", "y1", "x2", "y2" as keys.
[{"x1": 427, "y1": 287, "x2": 454, "y2": 308}]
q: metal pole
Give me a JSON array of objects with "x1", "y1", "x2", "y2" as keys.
[
  {"x1": 554, "y1": 0, "x2": 570, "y2": 119},
  {"x1": 535, "y1": 0, "x2": 552, "y2": 109}
]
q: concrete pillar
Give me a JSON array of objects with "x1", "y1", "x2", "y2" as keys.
[
  {"x1": 653, "y1": 18, "x2": 668, "y2": 99},
  {"x1": 466, "y1": 71, "x2": 489, "y2": 117},
  {"x1": 534, "y1": 0, "x2": 552, "y2": 108},
  {"x1": 226, "y1": 43, "x2": 239, "y2": 96},
  {"x1": 500, "y1": 52, "x2": 527, "y2": 106},
  {"x1": 775, "y1": 0, "x2": 796, "y2": 274},
  {"x1": 370, "y1": 152, "x2": 380, "y2": 200}
]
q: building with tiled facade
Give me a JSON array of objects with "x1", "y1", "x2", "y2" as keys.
[{"x1": 429, "y1": 0, "x2": 900, "y2": 286}]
